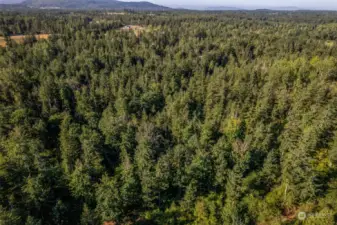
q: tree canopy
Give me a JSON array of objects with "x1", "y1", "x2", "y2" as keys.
[{"x1": 0, "y1": 10, "x2": 336, "y2": 225}]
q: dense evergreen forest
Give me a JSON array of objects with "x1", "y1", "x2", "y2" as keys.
[{"x1": 0, "y1": 10, "x2": 337, "y2": 225}]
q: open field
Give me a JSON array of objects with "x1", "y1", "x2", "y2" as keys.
[
  {"x1": 120, "y1": 25, "x2": 146, "y2": 37},
  {"x1": 0, "y1": 34, "x2": 50, "y2": 47},
  {"x1": 106, "y1": 12, "x2": 126, "y2": 15}
]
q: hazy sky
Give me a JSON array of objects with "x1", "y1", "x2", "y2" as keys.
[
  {"x1": 1, "y1": 0, "x2": 337, "y2": 10},
  {"x1": 122, "y1": 0, "x2": 337, "y2": 10}
]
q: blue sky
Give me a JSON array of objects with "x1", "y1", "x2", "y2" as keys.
[{"x1": 122, "y1": 0, "x2": 337, "y2": 10}]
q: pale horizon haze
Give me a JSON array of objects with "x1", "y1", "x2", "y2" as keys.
[
  {"x1": 1, "y1": 0, "x2": 337, "y2": 10},
  {"x1": 122, "y1": 0, "x2": 337, "y2": 10}
]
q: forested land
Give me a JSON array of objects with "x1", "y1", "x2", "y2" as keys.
[{"x1": 0, "y1": 10, "x2": 337, "y2": 225}]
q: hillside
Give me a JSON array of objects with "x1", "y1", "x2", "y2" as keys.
[
  {"x1": 0, "y1": 0, "x2": 23, "y2": 3},
  {"x1": 3, "y1": 0, "x2": 170, "y2": 10},
  {"x1": 206, "y1": 6, "x2": 242, "y2": 11}
]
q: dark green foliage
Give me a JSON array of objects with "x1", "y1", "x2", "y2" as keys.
[{"x1": 0, "y1": 10, "x2": 336, "y2": 225}]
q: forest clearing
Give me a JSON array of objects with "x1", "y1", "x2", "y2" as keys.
[
  {"x1": 120, "y1": 25, "x2": 146, "y2": 36},
  {"x1": 0, "y1": 34, "x2": 50, "y2": 47}
]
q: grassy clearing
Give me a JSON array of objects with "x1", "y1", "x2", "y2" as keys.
[
  {"x1": 106, "y1": 12, "x2": 126, "y2": 15},
  {"x1": 0, "y1": 34, "x2": 50, "y2": 47},
  {"x1": 120, "y1": 25, "x2": 146, "y2": 37},
  {"x1": 325, "y1": 40, "x2": 335, "y2": 47}
]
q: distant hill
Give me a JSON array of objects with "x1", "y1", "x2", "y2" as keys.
[
  {"x1": 206, "y1": 6, "x2": 242, "y2": 11},
  {"x1": 176, "y1": 5, "x2": 301, "y2": 11},
  {"x1": 0, "y1": 0, "x2": 23, "y2": 3},
  {"x1": 272, "y1": 6, "x2": 301, "y2": 11},
  {"x1": 255, "y1": 6, "x2": 302, "y2": 11},
  {"x1": 1, "y1": 0, "x2": 170, "y2": 10}
]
